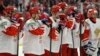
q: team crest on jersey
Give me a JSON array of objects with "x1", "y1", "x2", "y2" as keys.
[
  {"x1": 0, "y1": 22, "x2": 7, "y2": 28},
  {"x1": 27, "y1": 22, "x2": 36, "y2": 27},
  {"x1": 94, "y1": 28, "x2": 100, "y2": 37}
]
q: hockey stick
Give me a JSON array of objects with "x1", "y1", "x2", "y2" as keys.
[
  {"x1": 50, "y1": 24, "x2": 52, "y2": 56},
  {"x1": 59, "y1": 26, "x2": 63, "y2": 56},
  {"x1": 71, "y1": 28, "x2": 75, "y2": 56},
  {"x1": 79, "y1": 17, "x2": 82, "y2": 56},
  {"x1": 16, "y1": 24, "x2": 20, "y2": 56},
  {"x1": 48, "y1": 0, "x2": 52, "y2": 55}
]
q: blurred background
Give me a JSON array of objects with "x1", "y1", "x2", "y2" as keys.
[{"x1": 0, "y1": 0, "x2": 100, "y2": 18}]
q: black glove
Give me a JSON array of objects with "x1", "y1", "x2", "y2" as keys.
[{"x1": 41, "y1": 18, "x2": 48, "y2": 24}]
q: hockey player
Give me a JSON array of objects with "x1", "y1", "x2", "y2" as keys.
[
  {"x1": 75, "y1": 12, "x2": 89, "y2": 56},
  {"x1": 59, "y1": 6, "x2": 78, "y2": 56},
  {"x1": 57, "y1": 3, "x2": 76, "y2": 56},
  {"x1": 0, "y1": 5, "x2": 20, "y2": 56},
  {"x1": 85, "y1": 8, "x2": 100, "y2": 56},
  {"x1": 23, "y1": 6, "x2": 45, "y2": 56},
  {"x1": 58, "y1": 13, "x2": 75, "y2": 56},
  {"x1": 43, "y1": 5, "x2": 61, "y2": 56}
]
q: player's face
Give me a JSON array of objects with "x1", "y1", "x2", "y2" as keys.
[
  {"x1": 52, "y1": 12, "x2": 60, "y2": 18},
  {"x1": 32, "y1": 13, "x2": 40, "y2": 20},
  {"x1": 32, "y1": 10, "x2": 40, "y2": 19},
  {"x1": 87, "y1": 12, "x2": 92, "y2": 18},
  {"x1": 32, "y1": 13, "x2": 36, "y2": 18}
]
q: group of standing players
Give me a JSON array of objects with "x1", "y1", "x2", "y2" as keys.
[{"x1": 0, "y1": 0, "x2": 100, "y2": 56}]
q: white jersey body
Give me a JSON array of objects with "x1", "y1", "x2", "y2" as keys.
[{"x1": 0, "y1": 16, "x2": 18, "y2": 55}]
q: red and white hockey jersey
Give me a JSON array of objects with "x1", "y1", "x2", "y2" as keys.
[
  {"x1": 0, "y1": 16, "x2": 19, "y2": 55},
  {"x1": 62, "y1": 16, "x2": 75, "y2": 45},
  {"x1": 23, "y1": 18, "x2": 46, "y2": 55},
  {"x1": 85, "y1": 18, "x2": 100, "y2": 46},
  {"x1": 43, "y1": 16, "x2": 61, "y2": 53},
  {"x1": 85, "y1": 18, "x2": 100, "y2": 55}
]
